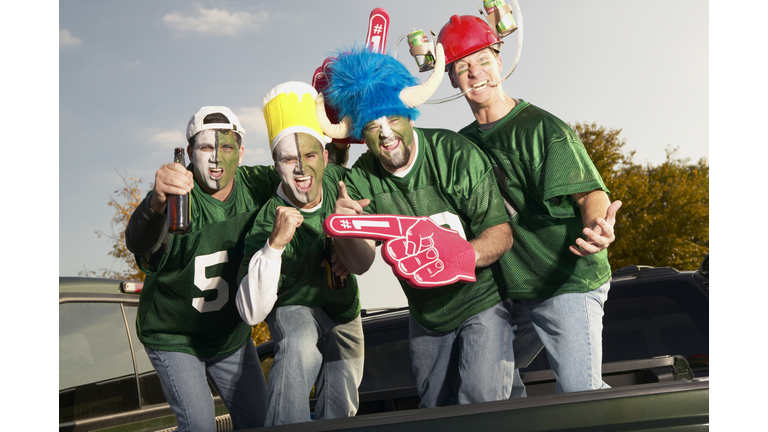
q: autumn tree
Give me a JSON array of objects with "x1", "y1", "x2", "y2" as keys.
[
  {"x1": 81, "y1": 171, "x2": 146, "y2": 281},
  {"x1": 573, "y1": 122, "x2": 709, "y2": 271},
  {"x1": 251, "y1": 322, "x2": 271, "y2": 346}
]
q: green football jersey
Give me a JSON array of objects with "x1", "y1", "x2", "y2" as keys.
[
  {"x1": 344, "y1": 128, "x2": 510, "y2": 332},
  {"x1": 136, "y1": 165, "x2": 280, "y2": 358},
  {"x1": 240, "y1": 164, "x2": 361, "y2": 324},
  {"x1": 459, "y1": 100, "x2": 612, "y2": 299}
]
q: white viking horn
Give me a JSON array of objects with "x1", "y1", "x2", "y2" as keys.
[
  {"x1": 316, "y1": 93, "x2": 351, "y2": 139},
  {"x1": 399, "y1": 43, "x2": 445, "y2": 108}
]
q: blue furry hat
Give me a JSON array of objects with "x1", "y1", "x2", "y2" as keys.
[{"x1": 324, "y1": 46, "x2": 421, "y2": 141}]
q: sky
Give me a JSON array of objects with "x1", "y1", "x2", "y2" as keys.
[
  {"x1": 3, "y1": 0, "x2": 762, "y2": 426},
  {"x1": 54, "y1": 0, "x2": 712, "y2": 311}
]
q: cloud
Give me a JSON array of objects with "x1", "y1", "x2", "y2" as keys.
[
  {"x1": 148, "y1": 129, "x2": 186, "y2": 150},
  {"x1": 234, "y1": 106, "x2": 267, "y2": 139},
  {"x1": 60, "y1": 29, "x2": 82, "y2": 47},
  {"x1": 241, "y1": 147, "x2": 271, "y2": 167},
  {"x1": 232, "y1": 105, "x2": 272, "y2": 164},
  {"x1": 162, "y1": 6, "x2": 268, "y2": 37}
]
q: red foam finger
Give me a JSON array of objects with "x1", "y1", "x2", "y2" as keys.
[
  {"x1": 381, "y1": 222, "x2": 477, "y2": 288},
  {"x1": 323, "y1": 214, "x2": 422, "y2": 241},
  {"x1": 393, "y1": 247, "x2": 442, "y2": 276}
]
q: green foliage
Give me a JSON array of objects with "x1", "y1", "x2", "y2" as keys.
[{"x1": 573, "y1": 122, "x2": 709, "y2": 271}]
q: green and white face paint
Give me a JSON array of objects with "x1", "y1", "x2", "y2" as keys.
[
  {"x1": 273, "y1": 132, "x2": 327, "y2": 209},
  {"x1": 362, "y1": 116, "x2": 415, "y2": 173},
  {"x1": 189, "y1": 129, "x2": 242, "y2": 194}
]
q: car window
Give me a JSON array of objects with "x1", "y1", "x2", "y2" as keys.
[
  {"x1": 59, "y1": 302, "x2": 139, "y2": 422},
  {"x1": 124, "y1": 305, "x2": 169, "y2": 406}
]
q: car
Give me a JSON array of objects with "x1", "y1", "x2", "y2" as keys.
[
  {"x1": 60, "y1": 255, "x2": 709, "y2": 431},
  {"x1": 256, "y1": 256, "x2": 710, "y2": 416},
  {"x1": 58, "y1": 277, "x2": 234, "y2": 432}
]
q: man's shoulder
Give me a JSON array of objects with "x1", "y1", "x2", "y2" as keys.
[
  {"x1": 324, "y1": 163, "x2": 349, "y2": 178},
  {"x1": 237, "y1": 164, "x2": 276, "y2": 178},
  {"x1": 416, "y1": 127, "x2": 479, "y2": 150},
  {"x1": 321, "y1": 164, "x2": 348, "y2": 197},
  {"x1": 234, "y1": 164, "x2": 280, "y2": 201},
  {"x1": 457, "y1": 121, "x2": 478, "y2": 137},
  {"x1": 512, "y1": 101, "x2": 571, "y2": 130},
  {"x1": 416, "y1": 127, "x2": 487, "y2": 155},
  {"x1": 416, "y1": 126, "x2": 466, "y2": 139}
]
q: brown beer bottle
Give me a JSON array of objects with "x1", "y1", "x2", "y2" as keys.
[
  {"x1": 167, "y1": 148, "x2": 191, "y2": 234},
  {"x1": 324, "y1": 236, "x2": 347, "y2": 290}
]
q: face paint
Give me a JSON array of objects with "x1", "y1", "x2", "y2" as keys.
[
  {"x1": 456, "y1": 57, "x2": 492, "y2": 76},
  {"x1": 273, "y1": 133, "x2": 327, "y2": 208},
  {"x1": 190, "y1": 129, "x2": 242, "y2": 194},
  {"x1": 451, "y1": 48, "x2": 503, "y2": 104},
  {"x1": 362, "y1": 116, "x2": 414, "y2": 173}
]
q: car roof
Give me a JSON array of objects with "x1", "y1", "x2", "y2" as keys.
[{"x1": 59, "y1": 276, "x2": 141, "y2": 295}]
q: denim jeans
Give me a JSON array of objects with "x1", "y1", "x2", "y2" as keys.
[
  {"x1": 145, "y1": 341, "x2": 267, "y2": 432},
  {"x1": 265, "y1": 305, "x2": 364, "y2": 426},
  {"x1": 510, "y1": 280, "x2": 611, "y2": 393},
  {"x1": 408, "y1": 301, "x2": 514, "y2": 408}
]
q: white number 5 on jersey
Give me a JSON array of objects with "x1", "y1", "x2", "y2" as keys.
[{"x1": 192, "y1": 251, "x2": 229, "y2": 313}]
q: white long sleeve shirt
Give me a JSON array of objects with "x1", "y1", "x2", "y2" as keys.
[{"x1": 235, "y1": 240, "x2": 282, "y2": 325}]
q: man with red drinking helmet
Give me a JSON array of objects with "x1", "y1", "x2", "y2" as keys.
[{"x1": 438, "y1": 14, "x2": 622, "y2": 395}]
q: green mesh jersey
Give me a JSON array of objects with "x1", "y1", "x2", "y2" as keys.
[
  {"x1": 240, "y1": 164, "x2": 361, "y2": 323},
  {"x1": 459, "y1": 100, "x2": 611, "y2": 299},
  {"x1": 136, "y1": 165, "x2": 280, "y2": 358},
  {"x1": 344, "y1": 128, "x2": 510, "y2": 332}
]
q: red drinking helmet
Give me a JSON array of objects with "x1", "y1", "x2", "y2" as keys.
[{"x1": 437, "y1": 15, "x2": 503, "y2": 69}]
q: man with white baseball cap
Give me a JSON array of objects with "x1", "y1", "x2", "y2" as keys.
[
  {"x1": 125, "y1": 106, "x2": 282, "y2": 431},
  {"x1": 235, "y1": 81, "x2": 374, "y2": 426}
]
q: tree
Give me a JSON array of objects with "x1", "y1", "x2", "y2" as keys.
[
  {"x1": 251, "y1": 322, "x2": 271, "y2": 346},
  {"x1": 572, "y1": 122, "x2": 709, "y2": 271},
  {"x1": 81, "y1": 171, "x2": 146, "y2": 281}
]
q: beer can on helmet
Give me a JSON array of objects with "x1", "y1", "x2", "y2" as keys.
[
  {"x1": 407, "y1": 29, "x2": 436, "y2": 72},
  {"x1": 483, "y1": 0, "x2": 517, "y2": 36},
  {"x1": 437, "y1": 15, "x2": 503, "y2": 69}
]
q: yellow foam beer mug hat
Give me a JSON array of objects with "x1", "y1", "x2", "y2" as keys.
[{"x1": 262, "y1": 81, "x2": 329, "y2": 152}]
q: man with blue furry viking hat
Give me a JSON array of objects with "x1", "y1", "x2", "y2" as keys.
[{"x1": 317, "y1": 44, "x2": 520, "y2": 407}]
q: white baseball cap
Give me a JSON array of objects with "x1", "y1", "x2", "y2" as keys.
[{"x1": 186, "y1": 106, "x2": 245, "y2": 141}]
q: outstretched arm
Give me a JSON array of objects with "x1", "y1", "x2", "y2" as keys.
[{"x1": 571, "y1": 189, "x2": 622, "y2": 257}]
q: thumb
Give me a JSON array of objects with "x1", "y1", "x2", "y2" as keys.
[
  {"x1": 606, "y1": 200, "x2": 622, "y2": 224},
  {"x1": 338, "y1": 181, "x2": 350, "y2": 200}
]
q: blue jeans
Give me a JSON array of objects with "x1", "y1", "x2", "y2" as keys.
[
  {"x1": 409, "y1": 301, "x2": 514, "y2": 408},
  {"x1": 145, "y1": 341, "x2": 267, "y2": 432},
  {"x1": 510, "y1": 280, "x2": 611, "y2": 393},
  {"x1": 265, "y1": 305, "x2": 364, "y2": 426}
]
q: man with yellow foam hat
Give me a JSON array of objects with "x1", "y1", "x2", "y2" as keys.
[{"x1": 236, "y1": 81, "x2": 374, "y2": 426}]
